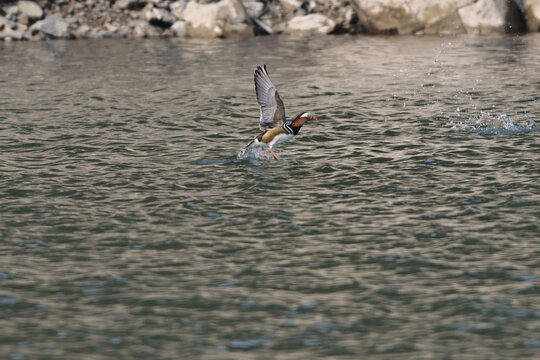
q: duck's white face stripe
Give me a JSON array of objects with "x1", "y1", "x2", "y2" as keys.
[
  {"x1": 301, "y1": 112, "x2": 310, "y2": 118},
  {"x1": 283, "y1": 123, "x2": 294, "y2": 135}
]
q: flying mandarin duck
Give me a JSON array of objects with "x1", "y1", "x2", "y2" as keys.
[{"x1": 240, "y1": 65, "x2": 317, "y2": 160}]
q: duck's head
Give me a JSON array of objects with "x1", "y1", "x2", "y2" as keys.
[{"x1": 291, "y1": 112, "x2": 317, "y2": 128}]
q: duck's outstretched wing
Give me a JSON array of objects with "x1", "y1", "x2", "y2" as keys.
[{"x1": 254, "y1": 64, "x2": 286, "y2": 130}]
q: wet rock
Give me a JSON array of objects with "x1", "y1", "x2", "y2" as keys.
[
  {"x1": 525, "y1": 0, "x2": 540, "y2": 31},
  {"x1": 17, "y1": 1, "x2": 43, "y2": 21},
  {"x1": 146, "y1": 7, "x2": 176, "y2": 28},
  {"x1": 32, "y1": 13, "x2": 69, "y2": 38},
  {"x1": 286, "y1": 13, "x2": 335, "y2": 34},
  {"x1": 183, "y1": 0, "x2": 253, "y2": 38},
  {"x1": 171, "y1": 20, "x2": 186, "y2": 36}
]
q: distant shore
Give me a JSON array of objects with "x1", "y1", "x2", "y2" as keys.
[{"x1": 1, "y1": 0, "x2": 539, "y2": 42}]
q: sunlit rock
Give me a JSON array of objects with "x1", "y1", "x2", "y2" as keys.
[
  {"x1": 350, "y1": 0, "x2": 526, "y2": 35},
  {"x1": 170, "y1": 0, "x2": 188, "y2": 20},
  {"x1": 350, "y1": 0, "x2": 423, "y2": 34},
  {"x1": 171, "y1": 20, "x2": 187, "y2": 37},
  {"x1": 286, "y1": 13, "x2": 335, "y2": 34},
  {"x1": 458, "y1": 0, "x2": 526, "y2": 33},
  {"x1": 525, "y1": 0, "x2": 540, "y2": 31},
  {"x1": 411, "y1": 0, "x2": 470, "y2": 34},
  {"x1": 17, "y1": 1, "x2": 43, "y2": 21},
  {"x1": 280, "y1": 0, "x2": 302, "y2": 12},
  {"x1": 422, "y1": 9, "x2": 466, "y2": 35},
  {"x1": 183, "y1": 0, "x2": 252, "y2": 38}
]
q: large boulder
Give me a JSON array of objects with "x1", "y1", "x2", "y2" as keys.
[
  {"x1": 183, "y1": 0, "x2": 253, "y2": 38},
  {"x1": 31, "y1": 13, "x2": 69, "y2": 38},
  {"x1": 350, "y1": 0, "x2": 423, "y2": 34},
  {"x1": 458, "y1": 0, "x2": 526, "y2": 33},
  {"x1": 286, "y1": 14, "x2": 336, "y2": 34},
  {"x1": 525, "y1": 0, "x2": 540, "y2": 31},
  {"x1": 411, "y1": 0, "x2": 470, "y2": 34},
  {"x1": 350, "y1": 0, "x2": 526, "y2": 34}
]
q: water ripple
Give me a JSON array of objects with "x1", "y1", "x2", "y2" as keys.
[{"x1": 0, "y1": 35, "x2": 539, "y2": 359}]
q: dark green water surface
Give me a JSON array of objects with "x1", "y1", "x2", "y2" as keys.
[{"x1": 1, "y1": 34, "x2": 539, "y2": 359}]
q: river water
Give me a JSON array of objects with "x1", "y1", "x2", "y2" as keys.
[{"x1": 1, "y1": 34, "x2": 539, "y2": 359}]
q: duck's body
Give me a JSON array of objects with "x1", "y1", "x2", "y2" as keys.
[{"x1": 241, "y1": 65, "x2": 316, "y2": 160}]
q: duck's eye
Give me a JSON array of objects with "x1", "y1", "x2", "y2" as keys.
[{"x1": 304, "y1": 113, "x2": 310, "y2": 118}]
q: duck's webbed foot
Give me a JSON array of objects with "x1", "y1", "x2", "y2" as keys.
[{"x1": 268, "y1": 148, "x2": 279, "y2": 160}]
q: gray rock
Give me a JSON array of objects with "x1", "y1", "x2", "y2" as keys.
[
  {"x1": 17, "y1": 1, "x2": 43, "y2": 20},
  {"x1": 1, "y1": 28, "x2": 25, "y2": 40},
  {"x1": 32, "y1": 13, "x2": 69, "y2": 38},
  {"x1": 171, "y1": 20, "x2": 186, "y2": 37}
]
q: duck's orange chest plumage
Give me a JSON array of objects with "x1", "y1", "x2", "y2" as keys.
[{"x1": 259, "y1": 127, "x2": 287, "y2": 143}]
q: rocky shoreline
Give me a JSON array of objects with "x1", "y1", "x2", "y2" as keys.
[{"x1": 1, "y1": 0, "x2": 540, "y2": 41}]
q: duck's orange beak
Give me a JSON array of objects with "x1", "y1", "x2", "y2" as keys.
[{"x1": 311, "y1": 115, "x2": 317, "y2": 121}]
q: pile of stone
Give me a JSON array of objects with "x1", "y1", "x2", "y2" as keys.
[{"x1": 0, "y1": 0, "x2": 539, "y2": 41}]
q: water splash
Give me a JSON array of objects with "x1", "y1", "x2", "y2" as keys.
[
  {"x1": 451, "y1": 113, "x2": 538, "y2": 135},
  {"x1": 237, "y1": 144, "x2": 275, "y2": 161}
]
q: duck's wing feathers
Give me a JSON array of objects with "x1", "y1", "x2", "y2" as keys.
[{"x1": 254, "y1": 65, "x2": 286, "y2": 130}]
